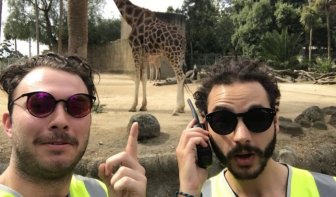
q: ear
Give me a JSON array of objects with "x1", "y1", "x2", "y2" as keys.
[
  {"x1": 2, "y1": 112, "x2": 13, "y2": 137},
  {"x1": 274, "y1": 114, "x2": 280, "y2": 134}
]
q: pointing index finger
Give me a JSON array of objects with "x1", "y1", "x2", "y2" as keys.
[{"x1": 125, "y1": 122, "x2": 139, "y2": 159}]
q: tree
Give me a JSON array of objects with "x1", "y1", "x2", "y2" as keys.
[
  {"x1": 215, "y1": 8, "x2": 234, "y2": 55},
  {"x1": 230, "y1": 0, "x2": 274, "y2": 56},
  {"x1": 88, "y1": 18, "x2": 121, "y2": 45},
  {"x1": 313, "y1": 0, "x2": 334, "y2": 60},
  {"x1": 4, "y1": 0, "x2": 109, "y2": 54},
  {"x1": 68, "y1": 0, "x2": 88, "y2": 58},
  {"x1": 34, "y1": 0, "x2": 40, "y2": 54},
  {"x1": 181, "y1": 0, "x2": 222, "y2": 65},
  {"x1": 259, "y1": 28, "x2": 302, "y2": 68},
  {"x1": 274, "y1": 2, "x2": 302, "y2": 33},
  {"x1": 58, "y1": 0, "x2": 64, "y2": 54},
  {"x1": 300, "y1": 3, "x2": 320, "y2": 62},
  {"x1": 0, "y1": 0, "x2": 2, "y2": 39}
]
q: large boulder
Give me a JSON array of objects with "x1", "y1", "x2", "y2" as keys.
[
  {"x1": 127, "y1": 113, "x2": 161, "y2": 140},
  {"x1": 279, "y1": 117, "x2": 303, "y2": 136},
  {"x1": 322, "y1": 106, "x2": 336, "y2": 115},
  {"x1": 294, "y1": 106, "x2": 325, "y2": 128},
  {"x1": 329, "y1": 112, "x2": 336, "y2": 128}
]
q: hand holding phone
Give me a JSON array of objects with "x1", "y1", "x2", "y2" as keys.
[{"x1": 187, "y1": 99, "x2": 213, "y2": 169}]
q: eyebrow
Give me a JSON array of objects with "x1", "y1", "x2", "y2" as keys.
[{"x1": 211, "y1": 104, "x2": 266, "y2": 113}]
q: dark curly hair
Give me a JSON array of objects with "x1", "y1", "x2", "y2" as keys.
[
  {"x1": 194, "y1": 59, "x2": 280, "y2": 117},
  {"x1": 0, "y1": 53, "x2": 99, "y2": 115}
]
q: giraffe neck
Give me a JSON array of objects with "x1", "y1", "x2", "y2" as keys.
[{"x1": 113, "y1": 0, "x2": 155, "y2": 27}]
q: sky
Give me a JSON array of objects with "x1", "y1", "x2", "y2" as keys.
[{"x1": 1, "y1": 0, "x2": 184, "y2": 57}]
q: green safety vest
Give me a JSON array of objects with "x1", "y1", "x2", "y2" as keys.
[
  {"x1": 0, "y1": 174, "x2": 108, "y2": 197},
  {"x1": 202, "y1": 165, "x2": 336, "y2": 197}
]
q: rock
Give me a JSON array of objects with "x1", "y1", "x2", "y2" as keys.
[
  {"x1": 301, "y1": 106, "x2": 324, "y2": 122},
  {"x1": 279, "y1": 121, "x2": 303, "y2": 136},
  {"x1": 275, "y1": 148, "x2": 297, "y2": 166},
  {"x1": 128, "y1": 113, "x2": 161, "y2": 140},
  {"x1": 312, "y1": 121, "x2": 328, "y2": 130},
  {"x1": 279, "y1": 116, "x2": 292, "y2": 123},
  {"x1": 294, "y1": 113, "x2": 311, "y2": 128},
  {"x1": 322, "y1": 106, "x2": 336, "y2": 115},
  {"x1": 329, "y1": 112, "x2": 336, "y2": 128}
]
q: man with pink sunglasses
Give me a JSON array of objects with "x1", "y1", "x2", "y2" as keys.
[
  {"x1": 176, "y1": 60, "x2": 336, "y2": 197},
  {"x1": 0, "y1": 53, "x2": 146, "y2": 197}
]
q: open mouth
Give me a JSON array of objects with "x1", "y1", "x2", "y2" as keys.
[{"x1": 234, "y1": 152, "x2": 255, "y2": 165}]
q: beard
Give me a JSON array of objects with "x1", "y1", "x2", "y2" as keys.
[
  {"x1": 12, "y1": 130, "x2": 88, "y2": 183},
  {"x1": 210, "y1": 130, "x2": 276, "y2": 180}
]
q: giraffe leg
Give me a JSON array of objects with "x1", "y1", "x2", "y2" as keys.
[
  {"x1": 139, "y1": 65, "x2": 148, "y2": 111},
  {"x1": 129, "y1": 70, "x2": 140, "y2": 112},
  {"x1": 172, "y1": 77, "x2": 185, "y2": 115}
]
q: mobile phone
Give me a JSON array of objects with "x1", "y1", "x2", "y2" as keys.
[{"x1": 187, "y1": 99, "x2": 213, "y2": 168}]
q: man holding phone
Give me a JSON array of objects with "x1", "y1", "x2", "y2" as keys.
[{"x1": 176, "y1": 60, "x2": 336, "y2": 197}]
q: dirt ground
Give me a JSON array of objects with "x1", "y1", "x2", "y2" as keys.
[{"x1": 0, "y1": 73, "x2": 335, "y2": 175}]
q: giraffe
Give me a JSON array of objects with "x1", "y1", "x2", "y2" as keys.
[
  {"x1": 148, "y1": 55, "x2": 161, "y2": 82},
  {"x1": 113, "y1": 0, "x2": 186, "y2": 115}
]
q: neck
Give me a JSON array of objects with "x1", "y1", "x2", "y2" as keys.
[
  {"x1": 113, "y1": 0, "x2": 154, "y2": 26},
  {"x1": 225, "y1": 160, "x2": 288, "y2": 197},
  {"x1": 0, "y1": 160, "x2": 72, "y2": 197}
]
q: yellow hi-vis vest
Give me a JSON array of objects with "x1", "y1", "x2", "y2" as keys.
[
  {"x1": 0, "y1": 174, "x2": 108, "y2": 197},
  {"x1": 202, "y1": 165, "x2": 336, "y2": 197}
]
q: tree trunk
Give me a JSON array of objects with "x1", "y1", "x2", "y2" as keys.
[
  {"x1": 309, "y1": 27, "x2": 312, "y2": 62},
  {"x1": 58, "y1": 0, "x2": 64, "y2": 54},
  {"x1": 35, "y1": 0, "x2": 40, "y2": 55},
  {"x1": 326, "y1": 3, "x2": 331, "y2": 60},
  {"x1": 0, "y1": 0, "x2": 2, "y2": 39},
  {"x1": 68, "y1": 0, "x2": 88, "y2": 58}
]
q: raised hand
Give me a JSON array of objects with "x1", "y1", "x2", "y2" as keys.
[
  {"x1": 98, "y1": 122, "x2": 147, "y2": 197},
  {"x1": 175, "y1": 119, "x2": 209, "y2": 196}
]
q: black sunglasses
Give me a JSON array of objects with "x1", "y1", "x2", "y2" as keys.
[
  {"x1": 205, "y1": 108, "x2": 276, "y2": 135},
  {"x1": 11, "y1": 91, "x2": 96, "y2": 118}
]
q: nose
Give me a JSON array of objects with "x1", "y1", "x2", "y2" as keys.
[
  {"x1": 232, "y1": 118, "x2": 252, "y2": 144},
  {"x1": 49, "y1": 102, "x2": 69, "y2": 130}
]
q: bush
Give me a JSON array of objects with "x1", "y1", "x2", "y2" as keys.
[{"x1": 314, "y1": 57, "x2": 333, "y2": 73}]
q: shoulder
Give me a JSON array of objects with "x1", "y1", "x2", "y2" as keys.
[{"x1": 288, "y1": 165, "x2": 336, "y2": 196}]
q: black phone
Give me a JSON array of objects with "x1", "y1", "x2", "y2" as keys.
[{"x1": 187, "y1": 98, "x2": 213, "y2": 168}]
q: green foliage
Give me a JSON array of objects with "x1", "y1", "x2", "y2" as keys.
[
  {"x1": 300, "y1": 4, "x2": 321, "y2": 31},
  {"x1": 315, "y1": 57, "x2": 333, "y2": 73},
  {"x1": 274, "y1": 2, "x2": 302, "y2": 33},
  {"x1": 88, "y1": 18, "x2": 121, "y2": 45},
  {"x1": 231, "y1": 0, "x2": 274, "y2": 56},
  {"x1": 259, "y1": 28, "x2": 302, "y2": 68},
  {"x1": 182, "y1": 0, "x2": 222, "y2": 54}
]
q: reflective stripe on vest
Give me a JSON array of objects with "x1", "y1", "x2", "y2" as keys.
[
  {"x1": 0, "y1": 175, "x2": 108, "y2": 197},
  {"x1": 70, "y1": 175, "x2": 108, "y2": 197},
  {"x1": 0, "y1": 184, "x2": 23, "y2": 197},
  {"x1": 202, "y1": 166, "x2": 336, "y2": 197}
]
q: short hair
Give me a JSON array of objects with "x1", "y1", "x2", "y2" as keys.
[
  {"x1": 194, "y1": 59, "x2": 281, "y2": 116},
  {"x1": 0, "y1": 53, "x2": 99, "y2": 114}
]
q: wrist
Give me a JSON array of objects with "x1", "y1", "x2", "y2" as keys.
[{"x1": 175, "y1": 191, "x2": 202, "y2": 197}]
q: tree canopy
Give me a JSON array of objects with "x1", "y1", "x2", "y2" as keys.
[{"x1": 4, "y1": 0, "x2": 121, "y2": 50}]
